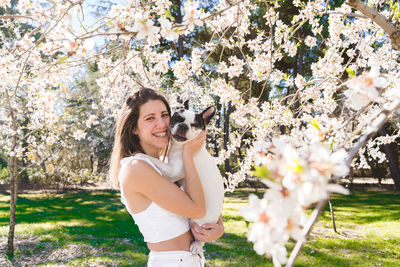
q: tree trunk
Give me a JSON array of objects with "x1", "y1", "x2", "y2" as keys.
[
  {"x1": 328, "y1": 197, "x2": 338, "y2": 233},
  {"x1": 223, "y1": 77, "x2": 240, "y2": 177},
  {"x1": 379, "y1": 126, "x2": 400, "y2": 190},
  {"x1": 6, "y1": 137, "x2": 18, "y2": 257},
  {"x1": 5, "y1": 86, "x2": 19, "y2": 257},
  {"x1": 291, "y1": 30, "x2": 304, "y2": 118},
  {"x1": 223, "y1": 101, "x2": 231, "y2": 177},
  {"x1": 214, "y1": 97, "x2": 221, "y2": 157},
  {"x1": 176, "y1": 0, "x2": 184, "y2": 59}
]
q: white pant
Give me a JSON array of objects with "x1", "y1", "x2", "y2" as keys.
[{"x1": 147, "y1": 250, "x2": 204, "y2": 267}]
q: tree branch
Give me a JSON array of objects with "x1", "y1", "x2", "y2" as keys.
[
  {"x1": 16, "y1": 155, "x2": 50, "y2": 178},
  {"x1": 318, "y1": 11, "x2": 368, "y2": 19},
  {"x1": 344, "y1": 99, "x2": 400, "y2": 169},
  {"x1": 0, "y1": 15, "x2": 39, "y2": 22},
  {"x1": 287, "y1": 98, "x2": 400, "y2": 266},
  {"x1": 286, "y1": 199, "x2": 328, "y2": 267},
  {"x1": 16, "y1": 129, "x2": 39, "y2": 146},
  {"x1": 346, "y1": 0, "x2": 400, "y2": 50}
]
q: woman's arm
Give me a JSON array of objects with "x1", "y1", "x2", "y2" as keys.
[
  {"x1": 120, "y1": 131, "x2": 207, "y2": 219},
  {"x1": 190, "y1": 215, "x2": 224, "y2": 242}
]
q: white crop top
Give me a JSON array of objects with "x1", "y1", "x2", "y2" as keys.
[{"x1": 119, "y1": 153, "x2": 190, "y2": 243}]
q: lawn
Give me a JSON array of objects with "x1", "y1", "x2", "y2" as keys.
[{"x1": 0, "y1": 188, "x2": 399, "y2": 266}]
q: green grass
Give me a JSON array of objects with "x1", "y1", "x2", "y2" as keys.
[{"x1": 0, "y1": 189, "x2": 399, "y2": 266}]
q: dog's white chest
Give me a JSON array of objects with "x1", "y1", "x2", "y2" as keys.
[
  {"x1": 162, "y1": 144, "x2": 224, "y2": 226},
  {"x1": 192, "y1": 147, "x2": 225, "y2": 226}
]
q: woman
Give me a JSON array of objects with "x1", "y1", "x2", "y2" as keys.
[{"x1": 109, "y1": 88, "x2": 224, "y2": 266}]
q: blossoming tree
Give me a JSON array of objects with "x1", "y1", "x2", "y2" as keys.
[
  {"x1": 1, "y1": 0, "x2": 399, "y2": 264},
  {"x1": 0, "y1": 0, "x2": 116, "y2": 256}
]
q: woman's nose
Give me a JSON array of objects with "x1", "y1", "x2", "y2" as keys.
[{"x1": 156, "y1": 117, "x2": 168, "y2": 127}]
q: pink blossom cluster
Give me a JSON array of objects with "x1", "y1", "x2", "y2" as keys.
[{"x1": 240, "y1": 137, "x2": 349, "y2": 265}]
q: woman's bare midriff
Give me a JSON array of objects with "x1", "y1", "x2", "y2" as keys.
[{"x1": 147, "y1": 230, "x2": 194, "y2": 252}]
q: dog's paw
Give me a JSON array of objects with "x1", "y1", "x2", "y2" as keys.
[{"x1": 190, "y1": 240, "x2": 204, "y2": 255}]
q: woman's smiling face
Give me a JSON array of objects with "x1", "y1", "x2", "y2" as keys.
[{"x1": 135, "y1": 99, "x2": 171, "y2": 158}]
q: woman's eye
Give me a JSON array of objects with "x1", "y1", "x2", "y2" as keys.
[
  {"x1": 162, "y1": 114, "x2": 169, "y2": 118},
  {"x1": 146, "y1": 117, "x2": 154, "y2": 121}
]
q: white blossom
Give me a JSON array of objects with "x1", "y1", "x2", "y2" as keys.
[
  {"x1": 160, "y1": 17, "x2": 179, "y2": 41},
  {"x1": 127, "y1": 12, "x2": 160, "y2": 41},
  {"x1": 344, "y1": 67, "x2": 386, "y2": 110},
  {"x1": 304, "y1": 35, "x2": 317, "y2": 48},
  {"x1": 73, "y1": 129, "x2": 86, "y2": 140},
  {"x1": 183, "y1": 1, "x2": 204, "y2": 31}
]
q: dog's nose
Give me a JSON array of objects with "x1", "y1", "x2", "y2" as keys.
[
  {"x1": 179, "y1": 123, "x2": 188, "y2": 130},
  {"x1": 177, "y1": 124, "x2": 188, "y2": 135},
  {"x1": 178, "y1": 124, "x2": 188, "y2": 131}
]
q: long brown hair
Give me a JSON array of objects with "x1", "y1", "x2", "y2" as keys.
[{"x1": 109, "y1": 87, "x2": 171, "y2": 189}]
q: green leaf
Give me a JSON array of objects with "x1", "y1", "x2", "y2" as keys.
[
  {"x1": 346, "y1": 67, "x2": 355, "y2": 78},
  {"x1": 286, "y1": 156, "x2": 304, "y2": 174},
  {"x1": 58, "y1": 56, "x2": 68, "y2": 64},
  {"x1": 283, "y1": 73, "x2": 292, "y2": 80},
  {"x1": 164, "y1": 9, "x2": 174, "y2": 21},
  {"x1": 252, "y1": 165, "x2": 270, "y2": 179},
  {"x1": 309, "y1": 119, "x2": 321, "y2": 131},
  {"x1": 330, "y1": 138, "x2": 335, "y2": 150}
]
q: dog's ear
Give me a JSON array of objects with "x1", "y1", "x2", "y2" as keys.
[
  {"x1": 183, "y1": 100, "x2": 189, "y2": 110},
  {"x1": 201, "y1": 106, "x2": 216, "y2": 125}
]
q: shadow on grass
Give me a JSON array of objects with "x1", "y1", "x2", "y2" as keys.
[
  {"x1": 225, "y1": 188, "x2": 266, "y2": 200},
  {"x1": 319, "y1": 190, "x2": 400, "y2": 224},
  {"x1": 0, "y1": 190, "x2": 149, "y2": 265},
  {"x1": 296, "y1": 235, "x2": 400, "y2": 267},
  {"x1": 1, "y1": 190, "x2": 269, "y2": 266},
  {"x1": 1, "y1": 189, "x2": 399, "y2": 266}
]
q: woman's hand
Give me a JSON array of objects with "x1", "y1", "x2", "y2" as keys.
[
  {"x1": 183, "y1": 130, "x2": 207, "y2": 157},
  {"x1": 190, "y1": 216, "x2": 224, "y2": 242}
]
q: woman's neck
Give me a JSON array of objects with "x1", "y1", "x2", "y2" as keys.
[{"x1": 141, "y1": 146, "x2": 162, "y2": 159}]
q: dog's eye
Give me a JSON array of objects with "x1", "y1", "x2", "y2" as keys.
[
  {"x1": 191, "y1": 121, "x2": 203, "y2": 128},
  {"x1": 172, "y1": 116, "x2": 185, "y2": 123}
]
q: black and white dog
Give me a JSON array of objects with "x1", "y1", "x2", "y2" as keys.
[
  {"x1": 143, "y1": 100, "x2": 224, "y2": 250},
  {"x1": 168, "y1": 101, "x2": 224, "y2": 226}
]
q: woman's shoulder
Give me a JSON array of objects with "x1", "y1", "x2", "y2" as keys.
[
  {"x1": 123, "y1": 153, "x2": 163, "y2": 173},
  {"x1": 120, "y1": 154, "x2": 159, "y2": 183},
  {"x1": 121, "y1": 154, "x2": 156, "y2": 173},
  {"x1": 121, "y1": 153, "x2": 146, "y2": 165}
]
